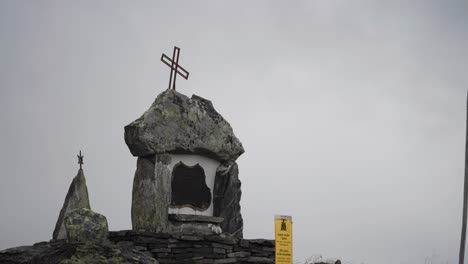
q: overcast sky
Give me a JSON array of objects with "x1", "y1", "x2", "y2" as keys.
[{"x1": 1, "y1": 1, "x2": 467, "y2": 263}]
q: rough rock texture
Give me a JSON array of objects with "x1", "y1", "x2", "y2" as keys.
[
  {"x1": 131, "y1": 155, "x2": 245, "y2": 236},
  {"x1": 0, "y1": 231, "x2": 274, "y2": 264},
  {"x1": 168, "y1": 214, "x2": 224, "y2": 224},
  {"x1": 0, "y1": 240, "x2": 158, "y2": 264},
  {"x1": 108, "y1": 230, "x2": 275, "y2": 264},
  {"x1": 213, "y1": 161, "x2": 243, "y2": 238},
  {"x1": 53, "y1": 169, "x2": 91, "y2": 240},
  {"x1": 64, "y1": 208, "x2": 109, "y2": 244},
  {"x1": 132, "y1": 155, "x2": 172, "y2": 233},
  {"x1": 124, "y1": 89, "x2": 244, "y2": 162},
  {"x1": 168, "y1": 214, "x2": 223, "y2": 235}
]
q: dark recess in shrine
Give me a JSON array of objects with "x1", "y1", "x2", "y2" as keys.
[{"x1": 171, "y1": 162, "x2": 211, "y2": 211}]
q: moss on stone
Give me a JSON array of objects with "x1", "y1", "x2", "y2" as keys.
[{"x1": 64, "y1": 208, "x2": 109, "y2": 244}]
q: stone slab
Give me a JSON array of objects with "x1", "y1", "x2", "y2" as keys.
[{"x1": 168, "y1": 214, "x2": 224, "y2": 224}]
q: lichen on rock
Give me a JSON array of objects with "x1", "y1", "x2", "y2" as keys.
[
  {"x1": 124, "y1": 89, "x2": 244, "y2": 162},
  {"x1": 64, "y1": 208, "x2": 109, "y2": 244},
  {"x1": 53, "y1": 168, "x2": 91, "y2": 240},
  {"x1": 0, "y1": 240, "x2": 158, "y2": 264},
  {"x1": 131, "y1": 155, "x2": 172, "y2": 233},
  {"x1": 213, "y1": 161, "x2": 243, "y2": 237},
  {"x1": 60, "y1": 243, "x2": 158, "y2": 264}
]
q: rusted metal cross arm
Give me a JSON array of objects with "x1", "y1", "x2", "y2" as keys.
[{"x1": 161, "y1": 54, "x2": 189, "y2": 79}]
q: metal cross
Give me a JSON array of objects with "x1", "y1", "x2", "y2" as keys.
[
  {"x1": 77, "y1": 150, "x2": 84, "y2": 169},
  {"x1": 161, "y1": 46, "x2": 189, "y2": 90}
]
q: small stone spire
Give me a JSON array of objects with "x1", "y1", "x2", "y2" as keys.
[{"x1": 52, "y1": 155, "x2": 91, "y2": 240}]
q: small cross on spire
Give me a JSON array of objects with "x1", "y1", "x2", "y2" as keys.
[
  {"x1": 77, "y1": 150, "x2": 84, "y2": 169},
  {"x1": 161, "y1": 46, "x2": 189, "y2": 90}
]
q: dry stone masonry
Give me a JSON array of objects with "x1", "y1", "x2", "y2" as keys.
[
  {"x1": 0, "y1": 230, "x2": 275, "y2": 264},
  {"x1": 109, "y1": 230, "x2": 275, "y2": 264}
]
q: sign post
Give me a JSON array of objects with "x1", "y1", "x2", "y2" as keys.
[{"x1": 275, "y1": 215, "x2": 293, "y2": 264}]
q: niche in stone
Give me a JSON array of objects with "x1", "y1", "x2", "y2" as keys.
[{"x1": 171, "y1": 162, "x2": 211, "y2": 211}]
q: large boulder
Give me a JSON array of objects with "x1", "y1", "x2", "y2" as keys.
[
  {"x1": 124, "y1": 89, "x2": 244, "y2": 162},
  {"x1": 53, "y1": 168, "x2": 91, "y2": 240},
  {"x1": 64, "y1": 208, "x2": 109, "y2": 244}
]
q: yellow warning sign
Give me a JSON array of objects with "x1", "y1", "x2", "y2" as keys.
[{"x1": 275, "y1": 215, "x2": 293, "y2": 264}]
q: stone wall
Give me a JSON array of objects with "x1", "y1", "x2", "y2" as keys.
[{"x1": 109, "y1": 230, "x2": 275, "y2": 264}]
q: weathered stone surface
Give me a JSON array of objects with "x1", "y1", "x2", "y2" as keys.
[
  {"x1": 213, "y1": 161, "x2": 243, "y2": 238},
  {"x1": 132, "y1": 155, "x2": 172, "y2": 232},
  {"x1": 64, "y1": 208, "x2": 109, "y2": 244},
  {"x1": 0, "y1": 240, "x2": 158, "y2": 264},
  {"x1": 227, "y1": 251, "x2": 250, "y2": 258},
  {"x1": 124, "y1": 89, "x2": 244, "y2": 162},
  {"x1": 53, "y1": 168, "x2": 91, "y2": 240},
  {"x1": 168, "y1": 222, "x2": 222, "y2": 235},
  {"x1": 2, "y1": 230, "x2": 275, "y2": 264},
  {"x1": 246, "y1": 256, "x2": 274, "y2": 263},
  {"x1": 168, "y1": 214, "x2": 224, "y2": 224},
  {"x1": 213, "y1": 258, "x2": 237, "y2": 263},
  {"x1": 204, "y1": 234, "x2": 237, "y2": 245},
  {"x1": 247, "y1": 239, "x2": 275, "y2": 247}
]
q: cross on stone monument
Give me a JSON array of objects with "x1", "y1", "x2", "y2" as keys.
[
  {"x1": 77, "y1": 150, "x2": 84, "y2": 169},
  {"x1": 161, "y1": 46, "x2": 189, "y2": 90}
]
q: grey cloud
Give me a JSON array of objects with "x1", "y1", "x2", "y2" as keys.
[{"x1": 0, "y1": 1, "x2": 467, "y2": 263}]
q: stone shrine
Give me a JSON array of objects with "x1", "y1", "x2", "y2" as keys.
[
  {"x1": 0, "y1": 47, "x2": 280, "y2": 264},
  {"x1": 125, "y1": 88, "x2": 245, "y2": 237}
]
